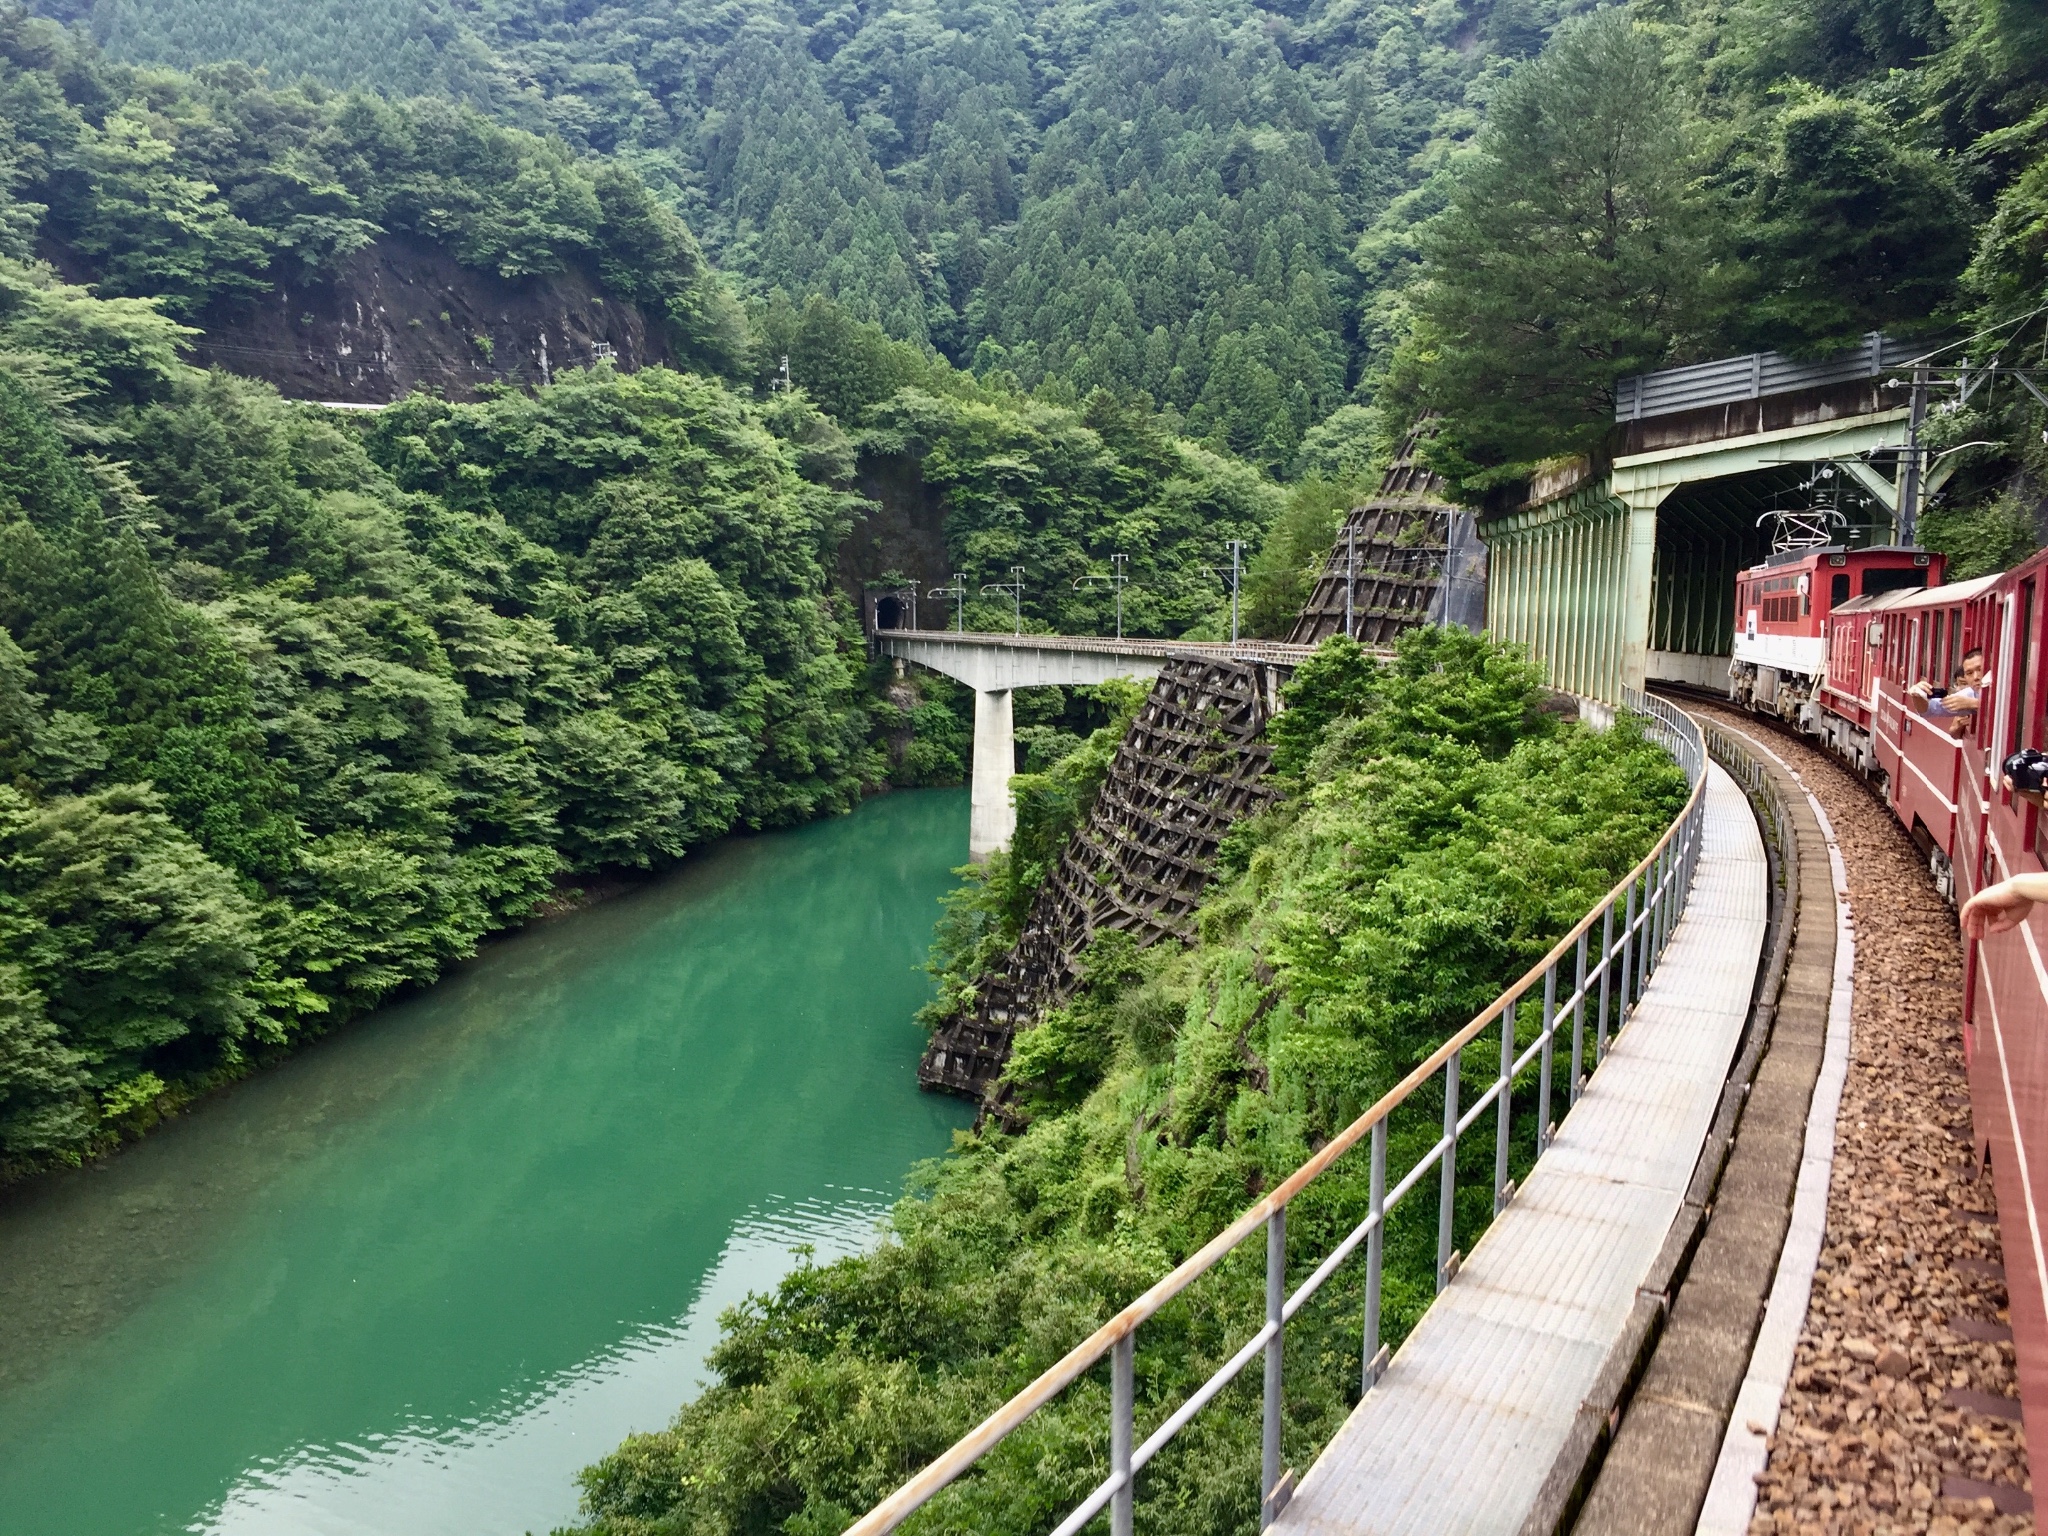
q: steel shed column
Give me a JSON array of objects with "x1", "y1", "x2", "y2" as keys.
[{"x1": 1617, "y1": 484, "x2": 1660, "y2": 696}]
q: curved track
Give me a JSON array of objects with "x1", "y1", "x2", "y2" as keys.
[{"x1": 1680, "y1": 701, "x2": 2034, "y2": 1534}]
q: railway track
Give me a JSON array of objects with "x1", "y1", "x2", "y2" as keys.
[{"x1": 1674, "y1": 697, "x2": 2034, "y2": 1533}]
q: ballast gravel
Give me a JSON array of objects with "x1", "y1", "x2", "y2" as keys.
[{"x1": 1707, "y1": 719, "x2": 2033, "y2": 1536}]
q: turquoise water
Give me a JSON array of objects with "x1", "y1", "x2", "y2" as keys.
[{"x1": 0, "y1": 789, "x2": 971, "y2": 1535}]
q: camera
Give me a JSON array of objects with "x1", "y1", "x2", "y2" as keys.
[{"x1": 2004, "y1": 748, "x2": 2048, "y2": 796}]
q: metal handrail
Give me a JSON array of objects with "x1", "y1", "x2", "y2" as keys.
[
  {"x1": 846, "y1": 690, "x2": 1709, "y2": 1536},
  {"x1": 873, "y1": 628, "x2": 1392, "y2": 668}
]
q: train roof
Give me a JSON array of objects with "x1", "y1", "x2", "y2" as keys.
[
  {"x1": 1754, "y1": 543, "x2": 1929, "y2": 569},
  {"x1": 1830, "y1": 572, "x2": 2001, "y2": 616}
]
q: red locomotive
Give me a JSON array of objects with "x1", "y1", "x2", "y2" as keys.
[
  {"x1": 1727, "y1": 538, "x2": 2048, "y2": 1438},
  {"x1": 1728, "y1": 544, "x2": 1941, "y2": 736}
]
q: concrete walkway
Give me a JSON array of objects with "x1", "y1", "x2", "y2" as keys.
[{"x1": 1272, "y1": 760, "x2": 1769, "y2": 1536}]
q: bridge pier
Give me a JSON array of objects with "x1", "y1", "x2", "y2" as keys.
[{"x1": 969, "y1": 688, "x2": 1015, "y2": 861}]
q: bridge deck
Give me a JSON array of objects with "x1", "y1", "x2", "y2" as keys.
[{"x1": 1273, "y1": 760, "x2": 1768, "y2": 1535}]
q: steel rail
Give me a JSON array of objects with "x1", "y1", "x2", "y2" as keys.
[{"x1": 844, "y1": 689, "x2": 1706, "y2": 1536}]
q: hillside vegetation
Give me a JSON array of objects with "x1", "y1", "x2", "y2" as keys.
[
  {"x1": 38, "y1": 0, "x2": 1596, "y2": 472},
  {"x1": 37, "y1": 0, "x2": 2048, "y2": 530},
  {"x1": 570, "y1": 631, "x2": 1688, "y2": 1536}
]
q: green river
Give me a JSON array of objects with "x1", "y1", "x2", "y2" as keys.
[{"x1": 0, "y1": 789, "x2": 972, "y2": 1536}]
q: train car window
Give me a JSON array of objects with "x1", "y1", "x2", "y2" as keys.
[
  {"x1": 1831, "y1": 574, "x2": 1850, "y2": 605},
  {"x1": 1863, "y1": 567, "x2": 1930, "y2": 597},
  {"x1": 2013, "y1": 581, "x2": 2036, "y2": 758},
  {"x1": 1931, "y1": 610, "x2": 1945, "y2": 684}
]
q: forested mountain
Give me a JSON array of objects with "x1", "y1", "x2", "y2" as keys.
[
  {"x1": 38, "y1": 0, "x2": 1600, "y2": 469},
  {"x1": 4, "y1": 0, "x2": 2045, "y2": 1166},
  {"x1": 36, "y1": 0, "x2": 2048, "y2": 535}
]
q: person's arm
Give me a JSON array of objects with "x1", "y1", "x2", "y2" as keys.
[{"x1": 1962, "y1": 873, "x2": 2048, "y2": 938}]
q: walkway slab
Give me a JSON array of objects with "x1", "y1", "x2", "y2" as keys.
[{"x1": 1272, "y1": 761, "x2": 1768, "y2": 1536}]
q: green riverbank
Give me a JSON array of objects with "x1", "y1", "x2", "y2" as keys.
[{"x1": 0, "y1": 788, "x2": 971, "y2": 1536}]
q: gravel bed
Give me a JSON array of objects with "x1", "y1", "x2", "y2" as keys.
[{"x1": 1695, "y1": 709, "x2": 2032, "y2": 1536}]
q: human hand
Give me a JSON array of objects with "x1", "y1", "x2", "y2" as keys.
[{"x1": 1963, "y1": 880, "x2": 2038, "y2": 939}]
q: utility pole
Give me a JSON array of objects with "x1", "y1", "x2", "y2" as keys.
[
  {"x1": 1228, "y1": 538, "x2": 1244, "y2": 644},
  {"x1": 982, "y1": 566, "x2": 1026, "y2": 635},
  {"x1": 1898, "y1": 362, "x2": 1930, "y2": 546},
  {"x1": 929, "y1": 572, "x2": 966, "y2": 631},
  {"x1": 1073, "y1": 552, "x2": 1130, "y2": 639},
  {"x1": 1344, "y1": 524, "x2": 1357, "y2": 640}
]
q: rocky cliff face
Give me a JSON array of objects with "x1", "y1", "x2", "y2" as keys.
[{"x1": 188, "y1": 235, "x2": 670, "y2": 403}]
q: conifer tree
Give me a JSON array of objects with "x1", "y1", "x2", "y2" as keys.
[{"x1": 1392, "y1": 9, "x2": 1727, "y2": 480}]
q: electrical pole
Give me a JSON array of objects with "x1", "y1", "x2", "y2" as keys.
[
  {"x1": 982, "y1": 566, "x2": 1026, "y2": 634},
  {"x1": 929, "y1": 573, "x2": 966, "y2": 632},
  {"x1": 1344, "y1": 524, "x2": 1357, "y2": 640},
  {"x1": 1073, "y1": 552, "x2": 1130, "y2": 639},
  {"x1": 1898, "y1": 362, "x2": 1930, "y2": 547},
  {"x1": 1229, "y1": 539, "x2": 1245, "y2": 644}
]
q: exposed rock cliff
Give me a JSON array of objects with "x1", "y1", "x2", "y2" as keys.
[{"x1": 187, "y1": 235, "x2": 670, "y2": 403}]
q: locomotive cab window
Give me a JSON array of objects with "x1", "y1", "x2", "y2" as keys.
[
  {"x1": 1831, "y1": 574, "x2": 1850, "y2": 606},
  {"x1": 1863, "y1": 567, "x2": 1930, "y2": 598}
]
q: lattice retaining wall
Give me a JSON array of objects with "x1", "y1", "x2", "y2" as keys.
[
  {"x1": 919, "y1": 656, "x2": 1282, "y2": 1101},
  {"x1": 918, "y1": 432, "x2": 1475, "y2": 1114}
]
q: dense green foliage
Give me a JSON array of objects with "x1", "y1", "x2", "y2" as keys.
[
  {"x1": 58, "y1": 0, "x2": 2048, "y2": 574},
  {"x1": 49, "y1": 0, "x2": 1607, "y2": 471},
  {"x1": 570, "y1": 630, "x2": 1688, "y2": 1536},
  {"x1": 0, "y1": 5, "x2": 738, "y2": 361},
  {"x1": 0, "y1": 245, "x2": 883, "y2": 1162},
  {"x1": 1387, "y1": 0, "x2": 2048, "y2": 514}
]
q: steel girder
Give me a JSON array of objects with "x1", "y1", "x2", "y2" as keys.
[{"x1": 1481, "y1": 409, "x2": 1914, "y2": 702}]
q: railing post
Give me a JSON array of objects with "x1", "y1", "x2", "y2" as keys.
[
  {"x1": 1570, "y1": 929, "x2": 1588, "y2": 1104},
  {"x1": 1618, "y1": 882, "x2": 1637, "y2": 1019},
  {"x1": 1363, "y1": 1118, "x2": 1387, "y2": 1392},
  {"x1": 1494, "y1": 997, "x2": 1514, "y2": 1215},
  {"x1": 1660, "y1": 845, "x2": 1673, "y2": 969},
  {"x1": 1641, "y1": 850, "x2": 1661, "y2": 983},
  {"x1": 1646, "y1": 845, "x2": 1666, "y2": 978},
  {"x1": 1262, "y1": 1206, "x2": 1284, "y2": 1529},
  {"x1": 1596, "y1": 904, "x2": 1614, "y2": 1064},
  {"x1": 1438, "y1": 1050, "x2": 1460, "y2": 1293},
  {"x1": 1537, "y1": 963, "x2": 1557, "y2": 1155},
  {"x1": 1112, "y1": 1333, "x2": 1134, "y2": 1536}
]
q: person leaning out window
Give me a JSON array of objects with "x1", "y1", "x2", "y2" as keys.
[{"x1": 1962, "y1": 873, "x2": 2048, "y2": 938}]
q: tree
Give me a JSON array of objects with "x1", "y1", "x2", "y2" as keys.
[
  {"x1": 0, "y1": 783, "x2": 268, "y2": 1086},
  {"x1": 0, "y1": 961, "x2": 91, "y2": 1155},
  {"x1": 1728, "y1": 91, "x2": 1971, "y2": 350},
  {"x1": 1391, "y1": 10, "x2": 1728, "y2": 484}
]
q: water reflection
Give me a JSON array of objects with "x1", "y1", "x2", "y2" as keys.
[{"x1": 202, "y1": 1194, "x2": 889, "y2": 1536}]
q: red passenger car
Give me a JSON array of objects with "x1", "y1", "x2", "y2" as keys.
[{"x1": 1728, "y1": 541, "x2": 2048, "y2": 1453}]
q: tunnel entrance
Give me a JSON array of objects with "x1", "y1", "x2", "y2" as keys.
[{"x1": 1649, "y1": 463, "x2": 1888, "y2": 689}]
